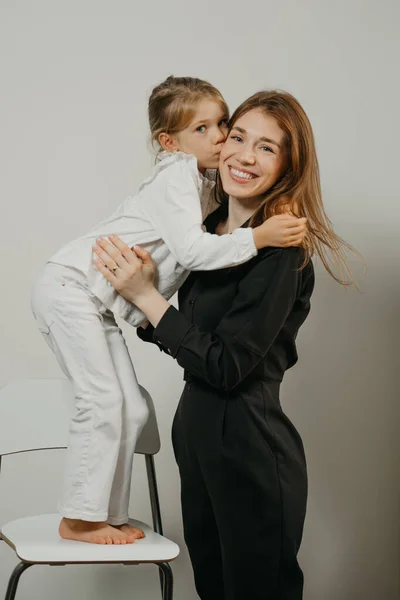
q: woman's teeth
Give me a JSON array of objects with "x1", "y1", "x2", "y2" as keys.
[{"x1": 230, "y1": 167, "x2": 254, "y2": 180}]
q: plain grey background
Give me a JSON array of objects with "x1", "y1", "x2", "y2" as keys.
[{"x1": 1, "y1": 1, "x2": 399, "y2": 599}]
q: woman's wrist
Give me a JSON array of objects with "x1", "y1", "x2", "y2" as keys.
[
  {"x1": 126, "y1": 285, "x2": 155, "y2": 307},
  {"x1": 131, "y1": 286, "x2": 158, "y2": 309},
  {"x1": 133, "y1": 287, "x2": 171, "y2": 328}
]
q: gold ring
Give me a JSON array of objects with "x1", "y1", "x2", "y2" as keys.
[{"x1": 110, "y1": 265, "x2": 119, "y2": 272}]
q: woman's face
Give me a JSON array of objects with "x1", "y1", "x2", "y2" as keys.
[{"x1": 219, "y1": 109, "x2": 285, "y2": 202}]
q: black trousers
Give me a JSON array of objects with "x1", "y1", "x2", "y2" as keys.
[{"x1": 172, "y1": 379, "x2": 307, "y2": 600}]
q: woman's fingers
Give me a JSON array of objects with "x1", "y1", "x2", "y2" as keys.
[
  {"x1": 132, "y1": 245, "x2": 154, "y2": 266},
  {"x1": 93, "y1": 243, "x2": 122, "y2": 272},
  {"x1": 94, "y1": 237, "x2": 127, "y2": 268},
  {"x1": 108, "y1": 234, "x2": 139, "y2": 266},
  {"x1": 93, "y1": 256, "x2": 117, "y2": 282}
]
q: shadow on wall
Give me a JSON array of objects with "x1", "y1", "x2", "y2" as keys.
[{"x1": 282, "y1": 262, "x2": 400, "y2": 600}]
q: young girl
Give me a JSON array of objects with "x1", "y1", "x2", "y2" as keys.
[{"x1": 31, "y1": 76, "x2": 307, "y2": 545}]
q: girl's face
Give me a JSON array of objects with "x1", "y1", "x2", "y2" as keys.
[
  {"x1": 219, "y1": 109, "x2": 285, "y2": 202},
  {"x1": 173, "y1": 99, "x2": 228, "y2": 170}
]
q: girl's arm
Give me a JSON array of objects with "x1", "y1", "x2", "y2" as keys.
[
  {"x1": 93, "y1": 236, "x2": 314, "y2": 391},
  {"x1": 143, "y1": 158, "x2": 305, "y2": 271}
]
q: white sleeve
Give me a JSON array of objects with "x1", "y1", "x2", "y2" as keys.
[{"x1": 142, "y1": 160, "x2": 258, "y2": 271}]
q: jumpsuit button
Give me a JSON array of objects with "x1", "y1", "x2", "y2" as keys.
[
  {"x1": 189, "y1": 300, "x2": 194, "y2": 305},
  {"x1": 187, "y1": 384, "x2": 192, "y2": 391}
]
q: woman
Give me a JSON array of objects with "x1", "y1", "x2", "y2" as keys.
[{"x1": 93, "y1": 90, "x2": 354, "y2": 599}]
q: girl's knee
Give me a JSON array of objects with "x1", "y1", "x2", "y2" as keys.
[{"x1": 136, "y1": 402, "x2": 150, "y2": 428}]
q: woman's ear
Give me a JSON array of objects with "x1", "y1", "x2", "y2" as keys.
[{"x1": 158, "y1": 132, "x2": 179, "y2": 152}]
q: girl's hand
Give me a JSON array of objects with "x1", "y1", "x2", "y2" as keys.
[
  {"x1": 253, "y1": 214, "x2": 307, "y2": 249},
  {"x1": 92, "y1": 235, "x2": 157, "y2": 304}
]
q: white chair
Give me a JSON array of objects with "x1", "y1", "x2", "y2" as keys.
[{"x1": 0, "y1": 378, "x2": 179, "y2": 600}]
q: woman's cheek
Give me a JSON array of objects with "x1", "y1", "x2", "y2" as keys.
[{"x1": 218, "y1": 151, "x2": 225, "y2": 170}]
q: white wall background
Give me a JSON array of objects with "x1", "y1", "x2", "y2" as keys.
[{"x1": 1, "y1": 1, "x2": 399, "y2": 598}]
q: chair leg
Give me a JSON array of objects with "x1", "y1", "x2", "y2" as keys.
[
  {"x1": 158, "y1": 567, "x2": 165, "y2": 596},
  {"x1": 157, "y1": 562, "x2": 173, "y2": 600},
  {"x1": 5, "y1": 562, "x2": 32, "y2": 600}
]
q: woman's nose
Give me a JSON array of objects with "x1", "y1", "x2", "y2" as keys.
[{"x1": 238, "y1": 150, "x2": 256, "y2": 165}]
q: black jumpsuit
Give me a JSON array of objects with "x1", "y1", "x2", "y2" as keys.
[{"x1": 138, "y1": 208, "x2": 315, "y2": 600}]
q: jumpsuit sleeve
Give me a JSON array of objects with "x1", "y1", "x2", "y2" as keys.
[
  {"x1": 151, "y1": 248, "x2": 311, "y2": 391},
  {"x1": 136, "y1": 323, "x2": 171, "y2": 355},
  {"x1": 142, "y1": 160, "x2": 257, "y2": 271}
]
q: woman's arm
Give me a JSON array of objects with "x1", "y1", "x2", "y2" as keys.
[
  {"x1": 93, "y1": 235, "x2": 171, "y2": 327},
  {"x1": 150, "y1": 249, "x2": 311, "y2": 390},
  {"x1": 136, "y1": 322, "x2": 172, "y2": 355},
  {"x1": 94, "y1": 236, "x2": 313, "y2": 391}
]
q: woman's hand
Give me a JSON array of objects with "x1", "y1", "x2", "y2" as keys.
[{"x1": 92, "y1": 235, "x2": 157, "y2": 304}]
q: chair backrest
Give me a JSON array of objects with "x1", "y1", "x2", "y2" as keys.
[{"x1": 0, "y1": 378, "x2": 160, "y2": 457}]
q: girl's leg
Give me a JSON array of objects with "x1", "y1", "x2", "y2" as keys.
[
  {"x1": 32, "y1": 266, "x2": 130, "y2": 544},
  {"x1": 102, "y1": 310, "x2": 149, "y2": 536}
]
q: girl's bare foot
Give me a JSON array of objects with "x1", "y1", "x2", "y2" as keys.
[
  {"x1": 113, "y1": 523, "x2": 145, "y2": 543},
  {"x1": 59, "y1": 518, "x2": 132, "y2": 545}
]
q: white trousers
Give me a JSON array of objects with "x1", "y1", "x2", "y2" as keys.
[{"x1": 31, "y1": 263, "x2": 149, "y2": 524}]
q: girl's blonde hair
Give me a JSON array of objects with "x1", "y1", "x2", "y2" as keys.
[
  {"x1": 217, "y1": 90, "x2": 358, "y2": 285},
  {"x1": 148, "y1": 76, "x2": 229, "y2": 148}
]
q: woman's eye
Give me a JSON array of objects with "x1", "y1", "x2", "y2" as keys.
[
  {"x1": 196, "y1": 125, "x2": 206, "y2": 133},
  {"x1": 231, "y1": 135, "x2": 243, "y2": 142},
  {"x1": 261, "y1": 145, "x2": 273, "y2": 153}
]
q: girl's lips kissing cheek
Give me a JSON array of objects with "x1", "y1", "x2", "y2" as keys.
[{"x1": 228, "y1": 166, "x2": 257, "y2": 184}]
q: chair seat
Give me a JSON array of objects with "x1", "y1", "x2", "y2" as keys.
[{"x1": 0, "y1": 514, "x2": 180, "y2": 564}]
